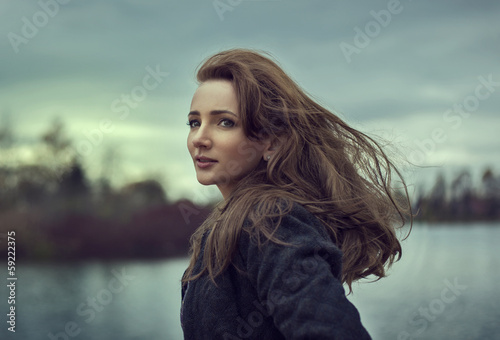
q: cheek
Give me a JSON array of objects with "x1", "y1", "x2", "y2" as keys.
[{"x1": 234, "y1": 142, "x2": 263, "y2": 168}]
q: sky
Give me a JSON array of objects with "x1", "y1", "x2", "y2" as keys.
[{"x1": 1, "y1": 0, "x2": 499, "y2": 203}]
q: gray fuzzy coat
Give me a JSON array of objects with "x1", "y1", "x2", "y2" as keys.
[{"x1": 180, "y1": 203, "x2": 372, "y2": 339}]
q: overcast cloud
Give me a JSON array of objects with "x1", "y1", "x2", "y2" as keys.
[{"x1": 1, "y1": 0, "x2": 499, "y2": 202}]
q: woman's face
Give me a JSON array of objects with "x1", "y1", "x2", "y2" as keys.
[{"x1": 187, "y1": 79, "x2": 268, "y2": 199}]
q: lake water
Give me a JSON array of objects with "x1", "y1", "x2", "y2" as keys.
[{"x1": 1, "y1": 223, "x2": 499, "y2": 340}]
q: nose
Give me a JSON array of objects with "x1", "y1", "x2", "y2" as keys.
[{"x1": 190, "y1": 125, "x2": 212, "y2": 149}]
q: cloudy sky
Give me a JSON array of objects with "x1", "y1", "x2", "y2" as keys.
[{"x1": 1, "y1": 0, "x2": 499, "y2": 203}]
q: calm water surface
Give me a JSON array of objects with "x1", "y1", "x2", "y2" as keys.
[{"x1": 1, "y1": 223, "x2": 499, "y2": 339}]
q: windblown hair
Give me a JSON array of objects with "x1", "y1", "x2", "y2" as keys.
[{"x1": 182, "y1": 48, "x2": 412, "y2": 292}]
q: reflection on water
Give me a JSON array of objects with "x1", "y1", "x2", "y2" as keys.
[
  {"x1": 1, "y1": 223, "x2": 499, "y2": 340},
  {"x1": 350, "y1": 223, "x2": 500, "y2": 339},
  {"x1": 1, "y1": 259, "x2": 188, "y2": 340}
]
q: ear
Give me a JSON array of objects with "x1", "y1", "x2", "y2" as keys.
[{"x1": 262, "y1": 136, "x2": 282, "y2": 161}]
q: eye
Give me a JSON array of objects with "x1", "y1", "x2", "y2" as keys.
[
  {"x1": 187, "y1": 120, "x2": 200, "y2": 128},
  {"x1": 219, "y1": 118, "x2": 235, "y2": 128}
]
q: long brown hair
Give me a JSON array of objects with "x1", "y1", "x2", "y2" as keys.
[{"x1": 182, "y1": 48, "x2": 412, "y2": 292}]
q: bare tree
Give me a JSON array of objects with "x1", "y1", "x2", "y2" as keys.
[
  {"x1": 481, "y1": 168, "x2": 499, "y2": 219},
  {"x1": 0, "y1": 109, "x2": 15, "y2": 149},
  {"x1": 37, "y1": 117, "x2": 75, "y2": 182}
]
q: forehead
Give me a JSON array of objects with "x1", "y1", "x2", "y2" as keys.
[{"x1": 190, "y1": 80, "x2": 238, "y2": 112}]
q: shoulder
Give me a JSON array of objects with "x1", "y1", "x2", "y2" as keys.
[
  {"x1": 238, "y1": 201, "x2": 343, "y2": 279},
  {"x1": 243, "y1": 201, "x2": 332, "y2": 245},
  {"x1": 281, "y1": 202, "x2": 330, "y2": 237}
]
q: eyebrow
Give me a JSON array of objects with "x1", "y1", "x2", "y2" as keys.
[{"x1": 188, "y1": 110, "x2": 238, "y2": 118}]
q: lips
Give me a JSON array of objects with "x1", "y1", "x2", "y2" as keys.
[
  {"x1": 196, "y1": 156, "x2": 217, "y2": 162},
  {"x1": 195, "y1": 155, "x2": 217, "y2": 169}
]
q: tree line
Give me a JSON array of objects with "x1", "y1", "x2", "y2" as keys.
[
  {"x1": 0, "y1": 116, "x2": 498, "y2": 262},
  {"x1": 413, "y1": 168, "x2": 499, "y2": 222},
  {"x1": 0, "y1": 117, "x2": 213, "y2": 261}
]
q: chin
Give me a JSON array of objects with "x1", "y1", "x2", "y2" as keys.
[{"x1": 196, "y1": 176, "x2": 215, "y2": 186}]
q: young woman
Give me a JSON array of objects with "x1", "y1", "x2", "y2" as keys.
[{"x1": 181, "y1": 49, "x2": 411, "y2": 339}]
